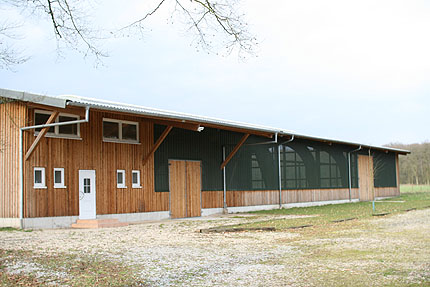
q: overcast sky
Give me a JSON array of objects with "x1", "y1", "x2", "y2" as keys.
[{"x1": 1, "y1": 0, "x2": 429, "y2": 146}]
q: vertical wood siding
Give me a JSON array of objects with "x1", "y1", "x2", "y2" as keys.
[
  {"x1": 0, "y1": 101, "x2": 27, "y2": 218},
  {"x1": 375, "y1": 187, "x2": 399, "y2": 198},
  {"x1": 201, "y1": 188, "x2": 359, "y2": 208},
  {"x1": 23, "y1": 109, "x2": 169, "y2": 218},
  {"x1": 201, "y1": 191, "x2": 224, "y2": 208}
]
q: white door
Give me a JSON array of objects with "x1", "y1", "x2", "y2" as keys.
[{"x1": 79, "y1": 170, "x2": 96, "y2": 219}]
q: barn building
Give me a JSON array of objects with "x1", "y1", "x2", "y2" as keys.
[{"x1": 0, "y1": 88, "x2": 409, "y2": 228}]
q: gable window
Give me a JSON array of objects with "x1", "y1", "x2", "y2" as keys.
[
  {"x1": 103, "y1": 118, "x2": 139, "y2": 143},
  {"x1": 34, "y1": 167, "x2": 46, "y2": 189},
  {"x1": 53, "y1": 168, "x2": 66, "y2": 188},
  {"x1": 34, "y1": 110, "x2": 80, "y2": 138},
  {"x1": 132, "y1": 170, "x2": 141, "y2": 188},
  {"x1": 117, "y1": 170, "x2": 126, "y2": 188}
]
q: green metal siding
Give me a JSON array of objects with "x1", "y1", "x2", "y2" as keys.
[
  {"x1": 373, "y1": 151, "x2": 397, "y2": 187},
  {"x1": 154, "y1": 126, "x2": 395, "y2": 192}
]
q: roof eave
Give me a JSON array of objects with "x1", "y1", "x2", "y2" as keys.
[{"x1": 0, "y1": 88, "x2": 66, "y2": 108}]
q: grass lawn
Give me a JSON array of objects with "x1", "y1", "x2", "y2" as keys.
[
  {"x1": 229, "y1": 190, "x2": 430, "y2": 230},
  {"x1": 400, "y1": 184, "x2": 430, "y2": 193}
]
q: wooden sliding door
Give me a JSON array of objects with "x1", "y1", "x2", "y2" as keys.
[
  {"x1": 358, "y1": 155, "x2": 374, "y2": 201},
  {"x1": 169, "y1": 160, "x2": 202, "y2": 218}
]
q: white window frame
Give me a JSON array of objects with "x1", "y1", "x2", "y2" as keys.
[
  {"x1": 53, "y1": 168, "x2": 66, "y2": 188},
  {"x1": 132, "y1": 170, "x2": 142, "y2": 188},
  {"x1": 102, "y1": 118, "x2": 139, "y2": 144},
  {"x1": 117, "y1": 170, "x2": 127, "y2": 188},
  {"x1": 33, "y1": 167, "x2": 46, "y2": 189},
  {"x1": 34, "y1": 110, "x2": 81, "y2": 139}
]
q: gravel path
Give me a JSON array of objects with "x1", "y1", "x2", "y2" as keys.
[{"x1": 1, "y1": 210, "x2": 429, "y2": 286}]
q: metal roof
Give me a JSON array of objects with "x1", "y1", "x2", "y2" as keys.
[
  {"x1": 59, "y1": 94, "x2": 294, "y2": 135},
  {"x1": 0, "y1": 88, "x2": 410, "y2": 154},
  {"x1": 0, "y1": 88, "x2": 66, "y2": 108}
]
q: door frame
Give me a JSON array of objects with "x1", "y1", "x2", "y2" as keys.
[{"x1": 78, "y1": 170, "x2": 96, "y2": 219}]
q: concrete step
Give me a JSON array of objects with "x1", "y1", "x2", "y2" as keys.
[{"x1": 71, "y1": 219, "x2": 128, "y2": 229}]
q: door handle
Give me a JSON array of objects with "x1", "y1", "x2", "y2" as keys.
[{"x1": 79, "y1": 191, "x2": 84, "y2": 200}]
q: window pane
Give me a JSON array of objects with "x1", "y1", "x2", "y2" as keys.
[
  {"x1": 35, "y1": 113, "x2": 54, "y2": 133},
  {"x1": 103, "y1": 121, "x2": 119, "y2": 139},
  {"x1": 320, "y1": 165, "x2": 330, "y2": 178},
  {"x1": 320, "y1": 152, "x2": 329, "y2": 163},
  {"x1": 35, "y1": 170, "x2": 42, "y2": 184},
  {"x1": 285, "y1": 152, "x2": 295, "y2": 161},
  {"x1": 58, "y1": 116, "x2": 78, "y2": 135},
  {"x1": 54, "y1": 170, "x2": 62, "y2": 184},
  {"x1": 84, "y1": 178, "x2": 90, "y2": 193},
  {"x1": 117, "y1": 172, "x2": 123, "y2": 184},
  {"x1": 122, "y1": 123, "x2": 137, "y2": 141},
  {"x1": 252, "y1": 168, "x2": 262, "y2": 180},
  {"x1": 132, "y1": 172, "x2": 138, "y2": 184}
]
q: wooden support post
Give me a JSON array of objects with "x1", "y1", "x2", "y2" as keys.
[
  {"x1": 25, "y1": 111, "x2": 59, "y2": 161},
  {"x1": 220, "y1": 133, "x2": 249, "y2": 170},
  {"x1": 142, "y1": 125, "x2": 173, "y2": 166}
]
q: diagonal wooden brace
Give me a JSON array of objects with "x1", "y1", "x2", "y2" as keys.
[
  {"x1": 220, "y1": 133, "x2": 250, "y2": 170},
  {"x1": 142, "y1": 125, "x2": 173, "y2": 166},
  {"x1": 25, "y1": 111, "x2": 59, "y2": 161}
]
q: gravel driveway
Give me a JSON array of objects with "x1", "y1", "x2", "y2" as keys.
[{"x1": 1, "y1": 211, "x2": 429, "y2": 286}]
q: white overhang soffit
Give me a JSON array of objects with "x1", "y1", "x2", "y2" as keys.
[{"x1": 0, "y1": 88, "x2": 66, "y2": 108}]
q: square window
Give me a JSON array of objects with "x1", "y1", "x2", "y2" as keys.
[
  {"x1": 132, "y1": 170, "x2": 141, "y2": 188},
  {"x1": 34, "y1": 167, "x2": 46, "y2": 189},
  {"x1": 117, "y1": 170, "x2": 126, "y2": 188},
  {"x1": 103, "y1": 118, "x2": 139, "y2": 143},
  {"x1": 34, "y1": 110, "x2": 80, "y2": 138},
  {"x1": 103, "y1": 121, "x2": 120, "y2": 139},
  {"x1": 54, "y1": 168, "x2": 66, "y2": 188},
  {"x1": 122, "y1": 123, "x2": 137, "y2": 141},
  {"x1": 58, "y1": 116, "x2": 78, "y2": 136},
  {"x1": 34, "y1": 113, "x2": 54, "y2": 133}
]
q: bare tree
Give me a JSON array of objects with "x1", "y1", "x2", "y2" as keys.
[
  {"x1": 0, "y1": 0, "x2": 256, "y2": 68},
  {"x1": 0, "y1": 21, "x2": 28, "y2": 69}
]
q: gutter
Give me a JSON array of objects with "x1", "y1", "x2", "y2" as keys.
[
  {"x1": 18, "y1": 106, "x2": 90, "y2": 228},
  {"x1": 347, "y1": 145, "x2": 362, "y2": 202}
]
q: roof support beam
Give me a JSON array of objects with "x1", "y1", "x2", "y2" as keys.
[
  {"x1": 150, "y1": 119, "x2": 202, "y2": 132},
  {"x1": 27, "y1": 102, "x2": 86, "y2": 118},
  {"x1": 25, "y1": 111, "x2": 59, "y2": 161},
  {"x1": 142, "y1": 125, "x2": 173, "y2": 166},
  {"x1": 220, "y1": 133, "x2": 250, "y2": 170}
]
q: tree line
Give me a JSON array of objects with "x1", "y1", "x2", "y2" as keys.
[{"x1": 386, "y1": 142, "x2": 430, "y2": 185}]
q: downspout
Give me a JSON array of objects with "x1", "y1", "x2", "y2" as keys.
[
  {"x1": 222, "y1": 146, "x2": 227, "y2": 214},
  {"x1": 19, "y1": 106, "x2": 90, "y2": 228},
  {"x1": 347, "y1": 145, "x2": 361, "y2": 202},
  {"x1": 369, "y1": 148, "x2": 375, "y2": 211},
  {"x1": 278, "y1": 135, "x2": 294, "y2": 208}
]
